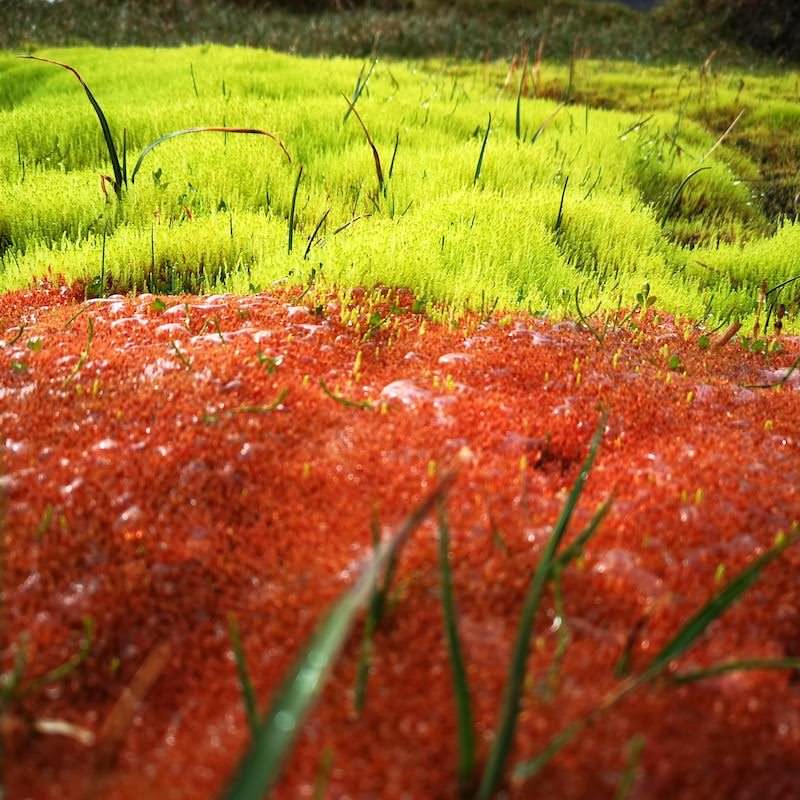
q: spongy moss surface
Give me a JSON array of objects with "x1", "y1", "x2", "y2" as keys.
[{"x1": 1, "y1": 47, "x2": 798, "y2": 328}]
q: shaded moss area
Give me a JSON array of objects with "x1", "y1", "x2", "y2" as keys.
[{"x1": 1, "y1": 0, "x2": 788, "y2": 66}]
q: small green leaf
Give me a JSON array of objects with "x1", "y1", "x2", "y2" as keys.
[
  {"x1": 698, "y1": 335, "x2": 711, "y2": 351},
  {"x1": 151, "y1": 298, "x2": 167, "y2": 313}
]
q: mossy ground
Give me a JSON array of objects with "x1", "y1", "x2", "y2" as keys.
[{"x1": 1, "y1": 46, "x2": 798, "y2": 333}]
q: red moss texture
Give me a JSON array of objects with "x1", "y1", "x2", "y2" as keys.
[{"x1": 3, "y1": 284, "x2": 800, "y2": 800}]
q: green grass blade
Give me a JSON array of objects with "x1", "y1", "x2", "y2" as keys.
[
  {"x1": 473, "y1": 113, "x2": 491, "y2": 186},
  {"x1": 319, "y1": 379, "x2": 372, "y2": 411},
  {"x1": 530, "y1": 103, "x2": 564, "y2": 144},
  {"x1": 388, "y1": 131, "x2": 400, "y2": 179},
  {"x1": 21, "y1": 617, "x2": 93, "y2": 696},
  {"x1": 671, "y1": 657, "x2": 800, "y2": 685},
  {"x1": 615, "y1": 734, "x2": 645, "y2": 800},
  {"x1": 20, "y1": 55, "x2": 124, "y2": 194},
  {"x1": 130, "y1": 127, "x2": 290, "y2": 184},
  {"x1": 515, "y1": 55, "x2": 528, "y2": 142},
  {"x1": 341, "y1": 94, "x2": 384, "y2": 194},
  {"x1": 541, "y1": 565, "x2": 570, "y2": 699},
  {"x1": 555, "y1": 175, "x2": 569, "y2": 233},
  {"x1": 354, "y1": 511, "x2": 388, "y2": 715},
  {"x1": 512, "y1": 720, "x2": 585, "y2": 782},
  {"x1": 287, "y1": 165, "x2": 304, "y2": 255},
  {"x1": 224, "y1": 473, "x2": 456, "y2": 800},
  {"x1": 344, "y1": 58, "x2": 376, "y2": 123},
  {"x1": 227, "y1": 613, "x2": 259, "y2": 737},
  {"x1": 436, "y1": 500, "x2": 476, "y2": 795},
  {"x1": 515, "y1": 533, "x2": 798, "y2": 788},
  {"x1": 312, "y1": 747, "x2": 334, "y2": 800},
  {"x1": 304, "y1": 208, "x2": 331, "y2": 260},
  {"x1": 554, "y1": 496, "x2": 613, "y2": 570},
  {"x1": 642, "y1": 532, "x2": 798, "y2": 681},
  {"x1": 1, "y1": 637, "x2": 29, "y2": 708},
  {"x1": 660, "y1": 166, "x2": 711, "y2": 224},
  {"x1": 477, "y1": 413, "x2": 606, "y2": 800},
  {"x1": 122, "y1": 127, "x2": 128, "y2": 186}
]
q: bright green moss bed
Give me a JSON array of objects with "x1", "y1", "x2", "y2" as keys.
[{"x1": 1, "y1": 46, "x2": 798, "y2": 329}]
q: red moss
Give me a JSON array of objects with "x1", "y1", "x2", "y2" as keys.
[{"x1": 3, "y1": 286, "x2": 800, "y2": 799}]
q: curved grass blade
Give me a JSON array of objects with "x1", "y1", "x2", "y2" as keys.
[
  {"x1": 19, "y1": 55, "x2": 123, "y2": 194},
  {"x1": 224, "y1": 472, "x2": 457, "y2": 800},
  {"x1": 477, "y1": 412, "x2": 606, "y2": 800},
  {"x1": 641, "y1": 531, "x2": 798, "y2": 681},
  {"x1": 574, "y1": 287, "x2": 604, "y2": 344},
  {"x1": 764, "y1": 273, "x2": 800, "y2": 333},
  {"x1": 701, "y1": 109, "x2": 744, "y2": 162},
  {"x1": 341, "y1": 94, "x2": 384, "y2": 194},
  {"x1": 515, "y1": 531, "x2": 799, "y2": 785},
  {"x1": 473, "y1": 114, "x2": 492, "y2": 186},
  {"x1": 130, "y1": 127, "x2": 291, "y2": 184},
  {"x1": 304, "y1": 208, "x2": 331, "y2": 260},
  {"x1": 21, "y1": 617, "x2": 93, "y2": 695},
  {"x1": 742, "y1": 355, "x2": 800, "y2": 390},
  {"x1": 436, "y1": 500, "x2": 476, "y2": 796},
  {"x1": 319, "y1": 379, "x2": 372, "y2": 411},
  {"x1": 671, "y1": 657, "x2": 800, "y2": 684},
  {"x1": 227, "y1": 613, "x2": 258, "y2": 737},
  {"x1": 660, "y1": 166, "x2": 711, "y2": 223},
  {"x1": 287, "y1": 165, "x2": 304, "y2": 255}
]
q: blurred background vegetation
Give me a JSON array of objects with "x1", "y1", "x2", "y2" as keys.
[{"x1": 1, "y1": 0, "x2": 797, "y2": 64}]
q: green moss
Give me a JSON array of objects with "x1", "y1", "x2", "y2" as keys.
[{"x1": 1, "y1": 46, "x2": 798, "y2": 331}]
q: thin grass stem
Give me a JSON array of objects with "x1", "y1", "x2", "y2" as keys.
[
  {"x1": 477, "y1": 413, "x2": 606, "y2": 800},
  {"x1": 436, "y1": 500, "x2": 476, "y2": 795},
  {"x1": 473, "y1": 114, "x2": 491, "y2": 186},
  {"x1": 287, "y1": 165, "x2": 304, "y2": 255},
  {"x1": 227, "y1": 613, "x2": 259, "y2": 737}
]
